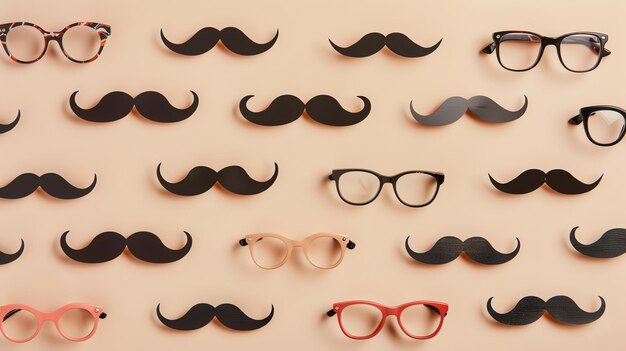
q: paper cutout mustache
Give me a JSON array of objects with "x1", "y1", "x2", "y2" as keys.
[
  {"x1": 489, "y1": 169, "x2": 602, "y2": 195},
  {"x1": 0, "y1": 239, "x2": 24, "y2": 265},
  {"x1": 161, "y1": 27, "x2": 278, "y2": 56},
  {"x1": 410, "y1": 95, "x2": 528, "y2": 126},
  {"x1": 329, "y1": 32, "x2": 442, "y2": 58},
  {"x1": 487, "y1": 296, "x2": 606, "y2": 325},
  {"x1": 569, "y1": 226, "x2": 626, "y2": 258},
  {"x1": 156, "y1": 303, "x2": 274, "y2": 331},
  {"x1": 405, "y1": 236, "x2": 520, "y2": 265},
  {"x1": 0, "y1": 110, "x2": 20, "y2": 134},
  {"x1": 239, "y1": 95, "x2": 371, "y2": 126},
  {"x1": 70, "y1": 91, "x2": 199, "y2": 123},
  {"x1": 60, "y1": 231, "x2": 192, "y2": 263},
  {"x1": 157, "y1": 163, "x2": 279, "y2": 196},
  {"x1": 0, "y1": 173, "x2": 97, "y2": 199}
]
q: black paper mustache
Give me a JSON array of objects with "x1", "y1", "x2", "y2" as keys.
[
  {"x1": 0, "y1": 110, "x2": 20, "y2": 134},
  {"x1": 405, "y1": 236, "x2": 520, "y2": 265},
  {"x1": 60, "y1": 231, "x2": 192, "y2": 264},
  {"x1": 329, "y1": 32, "x2": 442, "y2": 58},
  {"x1": 157, "y1": 163, "x2": 279, "y2": 196},
  {"x1": 70, "y1": 91, "x2": 199, "y2": 123},
  {"x1": 570, "y1": 226, "x2": 626, "y2": 258},
  {"x1": 156, "y1": 303, "x2": 274, "y2": 331},
  {"x1": 487, "y1": 296, "x2": 606, "y2": 325},
  {"x1": 0, "y1": 173, "x2": 97, "y2": 199},
  {"x1": 0, "y1": 239, "x2": 24, "y2": 265},
  {"x1": 239, "y1": 95, "x2": 371, "y2": 126},
  {"x1": 161, "y1": 27, "x2": 279, "y2": 56},
  {"x1": 489, "y1": 169, "x2": 602, "y2": 195},
  {"x1": 410, "y1": 95, "x2": 528, "y2": 126}
]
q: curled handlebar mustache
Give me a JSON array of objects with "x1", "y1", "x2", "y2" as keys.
[
  {"x1": 0, "y1": 173, "x2": 97, "y2": 199},
  {"x1": 157, "y1": 163, "x2": 279, "y2": 196},
  {"x1": 60, "y1": 231, "x2": 192, "y2": 263},
  {"x1": 329, "y1": 32, "x2": 442, "y2": 58},
  {"x1": 569, "y1": 226, "x2": 626, "y2": 258},
  {"x1": 70, "y1": 91, "x2": 199, "y2": 123},
  {"x1": 405, "y1": 236, "x2": 520, "y2": 265},
  {"x1": 239, "y1": 95, "x2": 371, "y2": 126},
  {"x1": 161, "y1": 27, "x2": 279, "y2": 56},
  {"x1": 0, "y1": 239, "x2": 24, "y2": 265},
  {"x1": 489, "y1": 169, "x2": 602, "y2": 195},
  {"x1": 0, "y1": 110, "x2": 20, "y2": 134},
  {"x1": 156, "y1": 303, "x2": 274, "y2": 331},
  {"x1": 410, "y1": 95, "x2": 528, "y2": 126},
  {"x1": 487, "y1": 295, "x2": 606, "y2": 325}
]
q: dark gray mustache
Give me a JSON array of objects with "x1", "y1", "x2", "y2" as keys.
[
  {"x1": 405, "y1": 236, "x2": 520, "y2": 265},
  {"x1": 487, "y1": 295, "x2": 606, "y2": 325},
  {"x1": 0, "y1": 110, "x2": 20, "y2": 134},
  {"x1": 570, "y1": 226, "x2": 626, "y2": 258},
  {"x1": 410, "y1": 95, "x2": 528, "y2": 126}
]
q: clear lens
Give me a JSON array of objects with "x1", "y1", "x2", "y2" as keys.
[
  {"x1": 336, "y1": 171, "x2": 380, "y2": 204},
  {"x1": 59, "y1": 308, "x2": 95, "y2": 340},
  {"x1": 399, "y1": 304, "x2": 441, "y2": 337},
  {"x1": 560, "y1": 34, "x2": 601, "y2": 72},
  {"x1": 498, "y1": 32, "x2": 542, "y2": 70},
  {"x1": 62, "y1": 25, "x2": 101, "y2": 61},
  {"x1": 394, "y1": 172, "x2": 438, "y2": 206},
  {"x1": 5, "y1": 25, "x2": 45, "y2": 62},
  {"x1": 340, "y1": 304, "x2": 382, "y2": 337},
  {"x1": 306, "y1": 236, "x2": 342, "y2": 268},
  {"x1": 2, "y1": 309, "x2": 38, "y2": 342},
  {"x1": 250, "y1": 237, "x2": 288, "y2": 268},
  {"x1": 586, "y1": 110, "x2": 625, "y2": 145}
]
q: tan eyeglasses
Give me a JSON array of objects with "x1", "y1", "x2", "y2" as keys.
[{"x1": 239, "y1": 233, "x2": 356, "y2": 269}]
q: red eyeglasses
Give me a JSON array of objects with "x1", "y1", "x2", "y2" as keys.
[
  {"x1": 0, "y1": 303, "x2": 107, "y2": 343},
  {"x1": 327, "y1": 300, "x2": 448, "y2": 340}
]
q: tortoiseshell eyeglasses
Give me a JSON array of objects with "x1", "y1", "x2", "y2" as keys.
[{"x1": 0, "y1": 22, "x2": 111, "y2": 64}]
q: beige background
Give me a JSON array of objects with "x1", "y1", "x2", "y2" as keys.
[{"x1": 0, "y1": 0, "x2": 624, "y2": 349}]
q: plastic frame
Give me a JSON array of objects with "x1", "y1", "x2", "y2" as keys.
[
  {"x1": 481, "y1": 31, "x2": 610, "y2": 72},
  {"x1": 568, "y1": 105, "x2": 626, "y2": 146},
  {"x1": 239, "y1": 233, "x2": 355, "y2": 269},
  {"x1": 327, "y1": 300, "x2": 448, "y2": 340},
  {"x1": 0, "y1": 22, "x2": 111, "y2": 64},
  {"x1": 0, "y1": 303, "x2": 106, "y2": 343},
  {"x1": 328, "y1": 169, "x2": 445, "y2": 207}
]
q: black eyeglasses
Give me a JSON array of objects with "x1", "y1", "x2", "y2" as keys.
[
  {"x1": 569, "y1": 105, "x2": 626, "y2": 147},
  {"x1": 481, "y1": 31, "x2": 611, "y2": 72},
  {"x1": 328, "y1": 169, "x2": 444, "y2": 207}
]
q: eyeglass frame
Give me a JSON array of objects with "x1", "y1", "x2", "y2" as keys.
[
  {"x1": 0, "y1": 22, "x2": 112, "y2": 64},
  {"x1": 481, "y1": 30, "x2": 611, "y2": 73},
  {"x1": 239, "y1": 233, "x2": 356, "y2": 269},
  {"x1": 326, "y1": 300, "x2": 448, "y2": 340},
  {"x1": 0, "y1": 303, "x2": 107, "y2": 343},
  {"x1": 568, "y1": 105, "x2": 626, "y2": 147},
  {"x1": 328, "y1": 169, "x2": 445, "y2": 207}
]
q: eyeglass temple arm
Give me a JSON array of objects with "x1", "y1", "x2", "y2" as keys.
[
  {"x1": 3, "y1": 309, "x2": 107, "y2": 321},
  {"x1": 240, "y1": 238, "x2": 356, "y2": 249},
  {"x1": 481, "y1": 42, "x2": 496, "y2": 54},
  {"x1": 326, "y1": 304, "x2": 445, "y2": 318},
  {"x1": 569, "y1": 114, "x2": 583, "y2": 125}
]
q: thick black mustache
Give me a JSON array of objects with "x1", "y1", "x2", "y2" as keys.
[
  {"x1": 487, "y1": 296, "x2": 606, "y2": 325},
  {"x1": 329, "y1": 32, "x2": 442, "y2": 58},
  {"x1": 489, "y1": 169, "x2": 602, "y2": 195},
  {"x1": 239, "y1": 95, "x2": 371, "y2": 126},
  {"x1": 156, "y1": 303, "x2": 274, "y2": 331},
  {"x1": 60, "y1": 231, "x2": 192, "y2": 264},
  {"x1": 410, "y1": 95, "x2": 528, "y2": 126},
  {"x1": 570, "y1": 226, "x2": 626, "y2": 258},
  {"x1": 157, "y1": 163, "x2": 279, "y2": 196},
  {"x1": 161, "y1": 27, "x2": 278, "y2": 56},
  {"x1": 69, "y1": 91, "x2": 199, "y2": 123},
  {"x1": 405, "y1": 236, "x2": 520, "y2": 265},
  {"x1": 0, "y1": 173, "x2": 97, "y2": 199},
  {"x1": 0, "y1": 110, "x2": 20, "y2": 134},
  {"x1": 0, "y1": 239, "x2": 24, "y2": 265}
]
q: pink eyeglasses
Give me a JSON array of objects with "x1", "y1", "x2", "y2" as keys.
[{"x1": 0, "y1": 303, "x2": 107, "y2": 343}]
